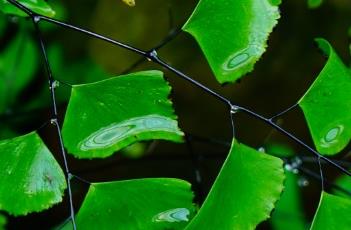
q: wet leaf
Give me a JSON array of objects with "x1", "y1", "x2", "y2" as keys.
[
  {"x1": 185, "y1": 140, "x2": 285, "y2": 230},
  {"x1": 0, "y1": 132, "x2": 66, "y2": 216},
  {"x1": 299, "y1": 39, "x2": 351, "y2": 155},
  {"x1": 61, "y1": 178, "x2": 196, "y2": 230},
  {"x1": 183, "y1": 0, "x2": 281, "y2": 84},
  {"x1": 0, "y1": 0, "x2": 55, "y2": 17},
  {"x1": 62, "y1": 70, "x2": 184, "y2": 159},
  {"x1": 310, "y1": 192, "x2": 351, "y2": 230}
]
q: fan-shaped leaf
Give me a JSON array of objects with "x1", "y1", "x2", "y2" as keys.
[
  {"x1": 62, "y1": 70, "x2": 184, "y2": 159},
  {"x1": 182, "y1": 0, "x2": 281, "y2": 84},
  {"x1": 298, "y1": 39, "x2": 351, "y2": 155},
  {"x1": 185, "y1": 140, "x2": 285, "y2": 230},
  {"x1": 0, "y1": 0, "x2": 55, "y2": 17},
  {"x1": 62, "y1": 178, "x2": 196, "y2": 230},
  {"x1": 0, "y1": 132, "x2": 66, "y2": 216},
  {"x1": 310, "y1": 192, "x2": 351, "y2": 230}
]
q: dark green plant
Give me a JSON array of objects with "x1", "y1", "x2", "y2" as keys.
[{"x1": 0, "y1": 0, "x2": 350, "y2": 229}]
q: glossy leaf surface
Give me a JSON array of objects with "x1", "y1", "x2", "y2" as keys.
[
  {"x1": 299, "y1": 39, "x2": 351, "y2": 155},
  {"x1": 271, "y1": 171, "x2": 307, "y2": 230},
  {"x1": 0, "y1": 132, "x2": 66, "y2": 215},
  {"x1": 63, "y1": 178, "x2": 195, "y2": 230},
  {"x1": 0, "y1": 0, "x2": 55, "y2": 17},
  {"x1": 0, "y1": 31, "x2": 38, "y2": 114},
  {"x1": 310, "y1": 192, "x2": 351, "y2": 230},
  {"x1": 185, "y1": 140, "x2": 285, "y2": 230},
  {"x1": 62, "y1": 70, "x2": 184, "y2": 159},
  {"x1": 183, "y1": 0, "x2": 281, "y2": 84}
]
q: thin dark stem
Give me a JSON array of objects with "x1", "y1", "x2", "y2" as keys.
[
  {"x1": 317, "y1": 156, "x2": 325, "y2": 191},
  {"x1": 71, "y1": 174, "x2": 91, "y2": 185},
  {"x1": 31, "y1": 18, "x2": 77, "y2": 230},
  {"x1": 298, "y1": 166, "x2": 351, "y2": 197},
  {"x1": 152, "y1": 55, "x2": 233, "y2": 107},
  {"x1": 7, "y1": 0, "x2": 351, "y2": 180},
  {"x1": 269, "y1": 104, "x2": 298, "y2": 120},
  {"x1": 39, "y1": 16, "x2": 147, "y2": 57},
  {"x1": 185, "y1": 135, "x2": 204, "y2": 204}
]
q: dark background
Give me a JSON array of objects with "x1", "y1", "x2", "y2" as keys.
[{"x1": 1, "y1": 0, "x2": 351, "y2": 229}]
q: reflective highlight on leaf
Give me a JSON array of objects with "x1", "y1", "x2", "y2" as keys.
[
  {"x1": 62, "y1": 70, "x2": 184, "y2": 159},
  {"x1": 79, "y1": 115, "x2": 179, "y2": 151},
  {"x1": 185, "y1": 140, "x2": 285, "y2": 230},
  {"x1": 183, "y1": 0, "x2": 281, "y2": 83},
  {"x1": 310, "y1": 192, "x2": 351, "y2": 230},
  {"x1": 63, "y1": 178, "x2": 196, "y2": 230},
  {"x1": 298, "y1": 38, "x2": 351, "y2": 155},
  {"x1": 152, "y1": 208, "x2": 190, "y2": 223},
  {"x1": 0, "y1": 0, "x2": 55, "y2": 17},
  {"x1": 0, "y1": 132, "x2": 66, "y2": 216}
]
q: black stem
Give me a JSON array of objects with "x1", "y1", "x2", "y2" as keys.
[
  {"x1": 6, "y1": 0, "x2": 351, "y2": 184},
  {"x1": 30, "y1": 14, "x2": 77, "y2": 230}
]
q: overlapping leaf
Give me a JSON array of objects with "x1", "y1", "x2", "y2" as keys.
[
  {"x1": 183, "y1": 0, "x2": 281, "y2": 84},
  {"x1": 0, "y1": 31, "x2": 38, "y2": 114},
  {"x1": 62, "y1": 70, "x2": 184, "y2": 159},
  {"x1": 185, "y1": 140, "x2": 285, "y2": 230},
  {"x1": 271, "y1": 171, "x2": 307, "y2": 230},
  {"x1": 310, "y1": 192, "x2": 351, "y2": 230},
  {"x1": 0, "y1": 0, "x2": 55, "y2": 17},
  {"x1": 299, "y1": 39, "x2": 351, "y2": 155},
  {"x1": 60, "y1": 178, "x2": 196, "y2": 230},
  {"x1": 0, "y1": 132, "x2": 66, "y2": 216}
]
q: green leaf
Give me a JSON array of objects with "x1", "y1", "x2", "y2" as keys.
[
  {"x1": 334, "y1": 174, "x2": 351, "y2": 198},
  {"x1": 182, "y1": 0, "x2": 281, "y2": 84},
  {"x1": 63, "y1": 178, "x2": 196, "y2": 230},
  {"x1": 310, "y1": 192, "x2": 351, "y2": 230},
  {"x1": 0, "y1": 0, "x2": 55, "y2": 17},
  {"x1": 271, "y1": 171, "x2": 307, "y2": 230},
  {"x1": 185, "y1": 140, "x2": 285, "y2": 230},
  {"x1": 0, "y1": 31, "x2": 38, "y2": 114},
  {"x1": 298, "y1": 38, "x2": 351, "y2": 155},
  {"x1": 0, "y1": 132, "x2": 66, "y2": 216},
  {"x1": 307, "y1": 0, "x2": 323, "y2": 9},
  {"x1": 265, "y1": 143, "x2": 295, "y2": 158},
  {"x1": 62, "y1": 70, "x2": 184, "y2": 159}
]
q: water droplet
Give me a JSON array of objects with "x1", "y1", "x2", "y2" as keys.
[
  {"x1": 152, "y1": 208, "x2": 190, "y2": 223},
  {"x1": 298, "y1": 177, "x2": 309, "y2": 187},
  {"x1": 292, "y1": 168, "x2": 299, "y2": 174},
  {"x1": 284, "y1": 164, "x2": 293, "y2": 171},
  {"x1": 258, "y1": 147, "x2": 265, "y2": 153},
  {"x1": 230, "y1": 105, "x2": 240, "y2": 114},
  {"x1": 52, "y1": 80, "x2": 60, "y2": 89},
  {"x1": 320, "y1": 125, "x2": 344, "y2": 148}
]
